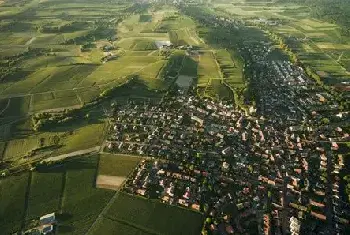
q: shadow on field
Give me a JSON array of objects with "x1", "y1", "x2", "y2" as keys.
[
  {"x1": 56, "y1": 213, "x2": 73, "y2": 221},
  {"x1": 57, "y1": 225, "x2": 73, "y2": 233}
]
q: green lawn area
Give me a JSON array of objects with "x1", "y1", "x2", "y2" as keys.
[
  {"x1": 98, "y1": 154, "x2": 141, "y2": 176},
  {"x1": 26, "y1": 171, "x2": 63, "y2": 220},
  {"x1": 60, "y1": 155, "x2": 115, "y2": 235},
  {"x1": 0, "y1": 173, "x2": 29, "y2": 234},
  {"x1": 95, "y1": 192, "x2": 204, "y2": 235}
]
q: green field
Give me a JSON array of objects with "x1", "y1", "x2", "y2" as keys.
[
  {"x1": 26, "y1": 171, "x2": 63, "y2": 220},
  {"x1": 56, "y1": 123, "x2": 107, "y2": 154},
  {"x1": 213, "y1": 1, "x2": 350, "y2": 85},
  {"x1": 98, "y1": 154, "x2": 141, "y2": 176},
  {"x1": 215, "y1": 49, "x2": 244, "y2": 87},
  {"x1": 60, "y1": 156, "x2": 114, "y2": 234},
  {"x1": 3, "y1": 136, "x2": 40, "y2": 161},
  {"x1": 0, "y1": 173, "x2": 29, "y2": 234},
  {"x1": 0, "y1": 96, "x2": 31, "y2": 117},
  {"x1": 197, "y1": 51, "x2": 221, "y2": 86},
  {"x1": 91, "y1": 192, "x2": 204, "y2": 235}
]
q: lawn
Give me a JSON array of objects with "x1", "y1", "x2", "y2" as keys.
[
  {"x1": 98, "y1": 154, "x2": 141, "y2": 177},
  {"x1": 26, "y1": 171, "x2": 64, "y2": 220},
  {"x1": 0, "y1": 173, "x2": 29, "y2": 234},
  {"x1": 60, "y1": 155, "x2": 115, "y2": 235},
  {"x1": 99, "y1": 192, "x2": 204, "y2": 235}
]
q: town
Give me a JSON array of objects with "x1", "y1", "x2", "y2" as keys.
[{"x1": 104, "y1": 48, "x2": 350, "y2": 235}]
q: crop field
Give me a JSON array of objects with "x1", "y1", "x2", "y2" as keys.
[
  {"x1": 31, "y1": 91, "x2": 81, "y2": 112},
  {"x1": 0, "y1": 173, "x2": 29, "y2": 235},
  {"x1": 75, "y1": 87, "x2": 101, "y2": 104},
  {"x1": 215, "y1": 49, "x2": 244, "y2": 87},
  {"x1": 0, "y1": 155, "x2": 116, "y2": 235},
  {"x1": 197, "y1": 51, "x2": 221, "y2": 86},
  {"x1": 2, "y1": 136, "x2": 40, "y2": 160},
  {"x1": 91, "y1": 191, "x2": 204, "y2": 235},
  {"x1": 213, "y1": 1, "x2": 350, "y2": 85},
  {"x1": 98, "y1": 154, "x2": 141, "y2": 177},
  {"x1": 96, "y1": 154, "x2": 141, "y2": 190},
  {"x1": 60, "y1": 155, "x2": 114, "y2": 235},
  {"x1": 26, "y1": 171, "x2": 63, "y2": 220},
  {"x1": 81, "y1": 56, "x2": 162, "y2": 86}
]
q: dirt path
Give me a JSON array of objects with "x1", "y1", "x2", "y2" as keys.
[{"x1": 43, "y1": 146, "x2": 100, "y2": 163}]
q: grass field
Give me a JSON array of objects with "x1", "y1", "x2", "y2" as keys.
[
  {"x1": 91, "y1": 191, "x2": 204, "y2": 235},
  {"x1": 0, "y1": 173, "x2": 29, "y2": 234}
]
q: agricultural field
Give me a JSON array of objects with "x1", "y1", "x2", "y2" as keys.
[
  {"x1": 26, "y1": 171, "x2": 64, "y2": 220},
  {"x1": 98, "y1": 154, "x2": 141, "y2": 177},
  {"x1": 2, "y1": 136, "x2": 40, "y2": 161},
  {"x1": 0, "y1": 173, "x2": 29, "y2": 235},
  {"x1": 215, "y1": 49, "x2": 243, "y2": 85},
  {"x1": 197, "y1": 51, "x2": 221, "y2": 86},
  {"x1": 0, "y1": 155, "x2": 116, "y2": 235},
  {"x1": 55, "y1": 122, "x2": 107, "y2": 155},
  {"x1": 213, "y1": 1, "x2": 350, "y2": 85},
  {"x1": 91, "y1": 191, "x2": 204, "y2": 235},
  {"x1": 60, "y1": 155, "x2": 115, "y2": 235},
  {"x1": 96, "y1": 154, "x2": 141, "y2": 190}
]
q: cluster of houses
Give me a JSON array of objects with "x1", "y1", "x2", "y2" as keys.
[
  {"x1": 102, "y1": 10, "x2": 350, "y2": 234},
  {"x1": 105, "y1": 86, "x2": 349, "y2": 235}
]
